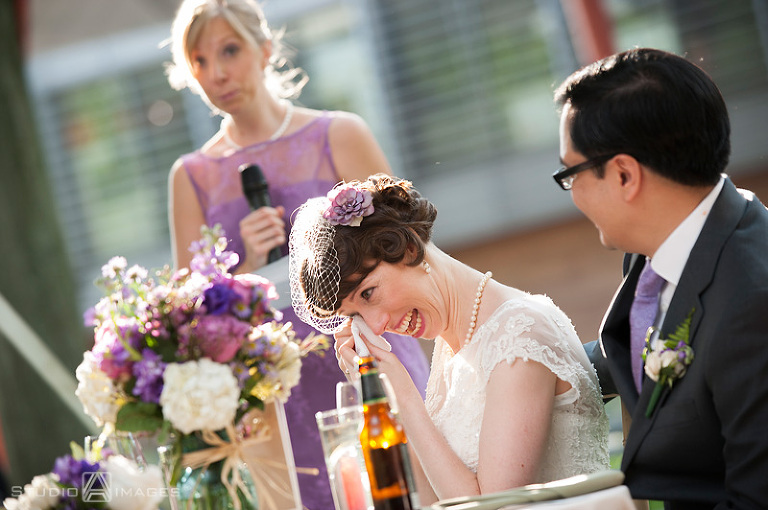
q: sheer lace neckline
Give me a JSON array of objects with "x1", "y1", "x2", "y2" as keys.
[{"x1": 200, "y1": 114, "x2": 326, "y2": 160}]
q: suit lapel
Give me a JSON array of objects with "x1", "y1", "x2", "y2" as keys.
[
  {"x1": 599, "y1": 254, "x2": 644, "y2": 411},
  {"x1": 662, "y1": 178, "x2": 747, "y2": 349},
  {"x1": 620, "y1": 177, "x2": 748, "y2": 469}
]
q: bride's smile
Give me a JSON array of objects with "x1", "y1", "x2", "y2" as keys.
[{"x1": 395, "y1": 308, "x2": 424, "y2": 337}]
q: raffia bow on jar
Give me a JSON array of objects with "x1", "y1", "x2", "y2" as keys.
[{"x1": 163, "y1": 411, "x2": 316, "y2": 510}]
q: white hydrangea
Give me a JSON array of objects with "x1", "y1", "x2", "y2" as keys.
[
  {"x1": 75, "y1": 351, "x2": 120, "y2": 426},
  {"x1": 105, "y1": 455, "x2": 165, "y2": 510},
  {"x1": 3, "y1": 474, "x2": 60, "y2": 510},
  {"x1": 160, "y1": 358, "x2": 240, "y2": 434}
]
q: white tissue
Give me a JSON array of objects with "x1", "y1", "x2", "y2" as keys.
[{"x1": 350, "y1": 315, "x2": 392, "y2": 359}]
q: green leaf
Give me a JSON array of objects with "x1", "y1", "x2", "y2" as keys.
[
  {"x1": 667, "y1": 308, "x2": 695, "y2": 344},
  {"x1": 69, "y1": 440, "x2": 86, "y2": 460},
  {"x1": 242, "y1": 375, "x2": 257, "y2": 395},
  {"x1": 244, "y1": 395, "x2": 265, "y2": 411},
  {"x1": 116, "y1": 401, "x2": 164, "y2": 432}
]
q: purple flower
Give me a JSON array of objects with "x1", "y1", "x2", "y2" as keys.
[
  {"x1": 244, "y1": 331, "x2": 271, "y2": 358},
  {"x1": 83, "y1": 306, "x2": 98, "y2": 328},
  {"x1": 91, "y1": 318, "x2": 141, "y2": 379},
  {"x1": 52, "y1": 455, "x2": 101, "y2": 488},
  {"x1": 132, "y1": 349, "x2": 167, "y2": 403},
  {"x1": 190, "y1": 250, "x2": 238, "y2": 277},
  {"x1": 323, "y1": 184, "x2": 374, "y2": 226},
  {"x1": 203, "y1": 282, "x2": 241, "y2": 315},
  {"x1": 230, "y1": 361, "x2": 251, "y2": 388}
]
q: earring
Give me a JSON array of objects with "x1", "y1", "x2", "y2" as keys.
[{"x1": 422, "y1": 260, "x2": 431, "y2": 274}]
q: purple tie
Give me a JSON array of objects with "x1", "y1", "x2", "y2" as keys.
[{"x1": 629, "y1": 259, "x2": 665, "y2": 392}]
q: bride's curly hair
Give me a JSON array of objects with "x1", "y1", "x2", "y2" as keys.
[{"x1": 331, "y1": 174, "x2": 437, "y2": 309}]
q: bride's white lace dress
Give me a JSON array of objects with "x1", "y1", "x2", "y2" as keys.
[{"x1": 425, "y1": 293, "x2": 610, "y2": 483}]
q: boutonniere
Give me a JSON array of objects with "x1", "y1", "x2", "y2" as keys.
[{"x1": 642, "y1": 308, "x2": 695, "y2": 417}]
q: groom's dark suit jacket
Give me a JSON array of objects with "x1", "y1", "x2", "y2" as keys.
[{"x1": 590, "y1": 178, "x2": 768, "y2": 509}]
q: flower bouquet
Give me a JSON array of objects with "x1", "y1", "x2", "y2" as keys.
[
  {"x1": 3, "y1": 442, "x2": 164, "y2": 510},
  {"x1": 74, "y1": 225, "x2": 326, "y2": 510}
]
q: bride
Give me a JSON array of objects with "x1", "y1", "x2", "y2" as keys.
[{"x1": 289, "y1": 174, "x2": 610, "y2": 504}]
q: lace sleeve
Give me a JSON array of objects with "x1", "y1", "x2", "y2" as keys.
[{"x1": 476, "y1": 297, "x2": 592, "y2": 401}]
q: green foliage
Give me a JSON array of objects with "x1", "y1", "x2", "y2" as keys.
[
  {"x1": 664, "y1": 308, "x2": 695, "y2": 347},
  {"x1": 115, "y1": 401, "x2": 164, "y2": 432}
]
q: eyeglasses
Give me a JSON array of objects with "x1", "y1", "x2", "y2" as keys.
[{"x1": 552, "y1": 154, "x2": 616, "y2": 190}]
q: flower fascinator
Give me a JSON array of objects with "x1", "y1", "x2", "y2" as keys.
[
  {"x1": 323, "y1": 183, "x2": 375, "y2": 226},
  {"x1": 289, "y1": 183, "x2": 374, "y2": 333}
]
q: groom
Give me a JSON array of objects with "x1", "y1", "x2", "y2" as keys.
[{"x1": 553, "y1": 48, "x2": 768, "y2": 509}]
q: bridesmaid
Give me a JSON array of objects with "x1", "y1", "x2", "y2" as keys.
[{"x1": 164, "y1": 1, "x2": 430, "y2": 508}]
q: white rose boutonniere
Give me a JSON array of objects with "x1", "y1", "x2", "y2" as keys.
[{"x1": 642, "y1": 308, "x2": 695, "y2": 417}]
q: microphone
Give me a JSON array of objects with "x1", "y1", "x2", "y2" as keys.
[{"x1": 239, "y1": 163, "x2": 282, "y2": 264}]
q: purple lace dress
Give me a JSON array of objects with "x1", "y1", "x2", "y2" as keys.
[{"x1": 179, "y1": 111, "x2": 431, "y2": 509}]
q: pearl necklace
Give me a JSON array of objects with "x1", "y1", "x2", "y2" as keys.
[
  {"x1": 222, "y1": 100, "x2": 294, "y2": 150},
  {"x1": 465, "y1": 271, "x2": 492, "y2": 346}
]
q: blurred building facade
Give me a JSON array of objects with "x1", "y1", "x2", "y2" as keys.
[{"x1": 25, "y1": 0, "x2": 768, "y2": 314}]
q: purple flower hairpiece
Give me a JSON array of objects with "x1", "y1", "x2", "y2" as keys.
[{"x1": 323, "y1": 183, "x2": 374, "y2": 226}]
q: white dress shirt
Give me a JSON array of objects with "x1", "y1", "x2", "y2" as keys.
[{"x1": 648, "y1": 176, "x2": 725, "y2": 330}]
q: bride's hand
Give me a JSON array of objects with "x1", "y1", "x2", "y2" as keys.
[
  {"x1": 334, "y1": 321, "x2": 357, "y2": 378},
  {"x1": 356, "y1": 335, "x2": 417, "y2": 404}
]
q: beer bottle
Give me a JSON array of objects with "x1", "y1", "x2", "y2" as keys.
[{"x1": 358, "y1": 355, "x2": 419, "y2": 510}]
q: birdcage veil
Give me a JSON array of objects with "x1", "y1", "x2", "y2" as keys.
[{"x1": 288, "y1": 197, "x2": 348, "y2": 334}]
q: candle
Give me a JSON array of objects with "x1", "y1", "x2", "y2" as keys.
[{"x1": 337, "y1": 455, "x2": 368, "y2": 510}]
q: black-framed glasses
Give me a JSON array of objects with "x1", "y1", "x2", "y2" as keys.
[{"x1": 552, "y1": 154, "x2": 616, "y2": 190}]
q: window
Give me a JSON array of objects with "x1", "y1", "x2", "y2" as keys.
[
  {"x1": 369, "y1": 0, "x2": 563, "y2": 179},
  {"x1": 29, "y1": 29, "x2": 216, "y2": 309}
]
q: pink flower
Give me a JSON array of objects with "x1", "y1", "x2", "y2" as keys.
[
  {"x1": 323, "y1": 184, "x2": 374, "y2": 226},
  {"x1": 189, "y1": 315, "x2": 251, "y2": 363}
]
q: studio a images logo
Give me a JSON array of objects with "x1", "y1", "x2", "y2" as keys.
[{"x1": 82, "y1": 471, "x2": 112, "y2": 503}]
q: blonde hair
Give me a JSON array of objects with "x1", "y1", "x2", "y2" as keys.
[{"x1": 164, "y1": 0, "x2": 307, "y2": 108}]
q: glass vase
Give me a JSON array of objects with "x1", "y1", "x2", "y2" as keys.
[
  {"x1": 159, "y1": 434, "x2": 259, "y2": 510},
  {"x1": 84, "y1": 430, "x2": 147, "y2": 467}
]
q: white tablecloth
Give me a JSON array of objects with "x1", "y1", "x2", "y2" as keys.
[{"x1": 501, "y1": 486, "x2": 635, "y2": 509}]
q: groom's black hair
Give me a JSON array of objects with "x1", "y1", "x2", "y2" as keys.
[{"x1": 554, "y1": 47, "x2": 729, "y2": 187}]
